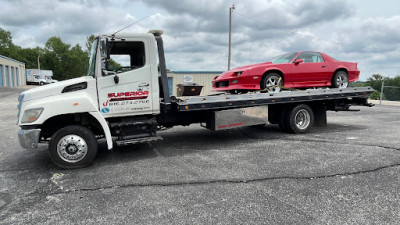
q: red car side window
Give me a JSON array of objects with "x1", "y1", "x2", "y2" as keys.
[{"x1": 297, "y1": 52, "x2": 324, "y2": 63}]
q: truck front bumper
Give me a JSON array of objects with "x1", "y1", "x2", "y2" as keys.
[{"x1": 18, "y1": 129, "x2": 41, "y2": 149}]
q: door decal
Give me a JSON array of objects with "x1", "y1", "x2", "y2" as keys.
[{"x1": 101, "y1": 87, "x2": 151, "y2": 113}]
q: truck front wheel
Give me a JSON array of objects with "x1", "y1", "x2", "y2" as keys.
[{"x1": 49, "y1": 125, "x2": 98, "y2": 169}]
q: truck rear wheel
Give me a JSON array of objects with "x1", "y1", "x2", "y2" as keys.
[
  {"x1": 279, "y1": 104, "x2": 314, "y2": 134},
  {"x1": 49, "y1": 125, "x2": 98, "y2": 169}
]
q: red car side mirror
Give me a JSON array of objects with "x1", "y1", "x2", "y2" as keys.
[{"x1": 294, "y1": 59, "x2": 304, "y2": 64}]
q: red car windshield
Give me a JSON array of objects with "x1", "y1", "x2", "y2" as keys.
[{"x1": 271, "y1": 52, "x2": 299, "y2": 64}]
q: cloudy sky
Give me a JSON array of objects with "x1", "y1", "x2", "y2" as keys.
[{"x1": 0, "y1": 0, "x2": 399, "y2": 80}]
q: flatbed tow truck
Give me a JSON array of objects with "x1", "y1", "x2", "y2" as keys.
[{"x1": 17, "y1": 30, "x2": 374, "y2": 168}]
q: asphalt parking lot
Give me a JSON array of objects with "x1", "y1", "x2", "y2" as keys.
[{"x1": 1, "y1": 87, "x2": 399, "y2": 224}]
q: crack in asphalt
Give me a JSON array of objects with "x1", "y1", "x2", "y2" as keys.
[
  {"x1": 236, "y1": 127, "x2": 400, "y2": 152},
  {"x1": 0, "y1": 167, "x2": 46, "y2": 172},
  {"x1": 286, "y1": 138, "x2": 400, "y2": 152},
  {"x1": 285, "y1": 137, "x2": 400, "y2": 152},
  {"x1": 46, "y1": 162, "x2": 400, "y2": 196}
]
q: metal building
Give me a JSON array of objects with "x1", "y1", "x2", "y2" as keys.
[
  {"x1": 0, "y1": 55, "x2": 26, "y2": 87},
  {"x1": 168, "y1": 71, "x2": 223, "y2": 96}
]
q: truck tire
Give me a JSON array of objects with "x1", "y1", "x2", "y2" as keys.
[
  {"x1": 281, "y1": 104, "x2": 314, "y2": 134},
  {"x1": 49, "y1": 125, "x2": 98, "y2": 169}
]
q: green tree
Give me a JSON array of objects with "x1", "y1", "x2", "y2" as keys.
[
  {"x1": 41, "y1": 36, "x2": 89, "y2": 80},
  {"x1": 369, "y1": 91, "x2": 386, "y2": 100},
  {"x1": 86, "y1": 34, "x2": 96, "y2": 53},
  {"x1": 366, "y1": 74, "x2": 400, "y2": 101},
  {"x1": 65, "y1": 44, "x2": 89, "y2": 78},
  {"x1": 1, "y1": 28, "x2": 92, "y2": 81},
  {"x1": 366, "y1": 74, "x2": 385, "y2": 91},
  {"x1": 17, "y1": 47, "x2": 43, "y2": 69},
  {"x1": 349, "y1": 81, "x2": 366, "y2": 87},
  {"x1": 0, "y1": 27, "x2": 19, "y2": 58}
]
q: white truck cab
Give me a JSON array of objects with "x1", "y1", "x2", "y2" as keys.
[{"x1": 18, "y1": 31, "x2": 164, "y2": 168}]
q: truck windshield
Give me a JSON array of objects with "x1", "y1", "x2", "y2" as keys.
[{"x1": 87, "y1": 38, "x2": 99, "y2": 77}]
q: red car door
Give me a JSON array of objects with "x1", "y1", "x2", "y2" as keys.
[{"x1": 291, "y1": 52, "x2": 330, "y2": 87}]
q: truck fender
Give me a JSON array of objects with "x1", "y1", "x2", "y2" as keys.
[{"x1": 89, "y1": 111, "x2": 113, "y2": 150}]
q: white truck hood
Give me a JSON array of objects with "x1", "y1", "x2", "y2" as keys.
[{"x1": 22, "y1": 76, "x2": 94, "y2": 101}]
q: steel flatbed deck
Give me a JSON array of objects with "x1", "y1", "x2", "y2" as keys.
[{"x1": 174, "y1": 87, "x2": 374, "y2": 112}]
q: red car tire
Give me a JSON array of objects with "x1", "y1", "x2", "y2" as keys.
[
  {"x1": 261, "y1": 73, "x2": 283, "y2": 92},
  {"x1": 332, "y1": 71, "x2": 349, "y2": 89}
]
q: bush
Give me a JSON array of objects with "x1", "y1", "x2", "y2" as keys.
[{"x1": 369, "y1": 91, "x2": 386, "y2": 100}]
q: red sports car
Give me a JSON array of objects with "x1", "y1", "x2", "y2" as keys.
[{"x1": 212, "y1": 51, "x2": 360, "y2": 92}]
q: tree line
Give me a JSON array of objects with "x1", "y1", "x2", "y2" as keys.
[
  {"x1": 351, "y1": 74, "x2": 400, "y2": 101},
  {"x1": 0, "y1": 27, "x2": 95, "y2": 81}
]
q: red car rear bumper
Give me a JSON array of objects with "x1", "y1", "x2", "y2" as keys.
[{"x1": 348, "y1": 70, "x2": 360, "y2": 83}]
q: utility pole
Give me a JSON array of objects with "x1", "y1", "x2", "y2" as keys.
[
  {"x1": 228, "y1": 4, "x2": 235, "y2": 71},
  {"x1": 37, "y1": 55, "x2": 40, "y2": 70},
  {"x1": 380, "y1": 80, "x2": 384, "y2": 105}
]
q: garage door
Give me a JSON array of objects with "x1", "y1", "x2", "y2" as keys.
[
  {"x1": 0, "y1": 65, "x2": 3, "y2": 87},
  {"x1": 5, "y1": 66, "x2": 9, "y2": 87},
  {"x1": 16, "y1": 68, "x2": 19, "y2": 86},
  {"x1": 11, "y1": 67, "x2": 15, "y2": 87}
]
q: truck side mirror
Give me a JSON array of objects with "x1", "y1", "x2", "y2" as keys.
[{"x1": 114, "y1": 75, "x2": 119, "y2": 84}]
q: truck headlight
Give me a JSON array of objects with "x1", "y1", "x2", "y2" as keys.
[{"x1": 21, "y1": 108, "x2": 44, "y2": 123}]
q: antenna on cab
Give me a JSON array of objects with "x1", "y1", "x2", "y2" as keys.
[{"x1": 111, "y1": 15, "x2": 150, "y2": 37}]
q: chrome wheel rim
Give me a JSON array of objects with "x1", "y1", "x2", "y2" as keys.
[
  {"x1": 265, "y1": 75, "x2": 282, "y2": 92},
  {"x1": 57, "y1": 135, "x2": 88, "y2": 163},
  {"x1": 337, "y1": 73, "x2": 348, "y2": 88},
  {"x1": 295, "y1": 109, "x2": 310, "y2": 130}
]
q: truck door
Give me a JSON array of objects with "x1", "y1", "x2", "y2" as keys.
[{"x1": 96, "y1": 37, "x2": 155, "y2": 117}]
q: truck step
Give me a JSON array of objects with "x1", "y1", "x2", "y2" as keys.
[
  {"x1": 110, "y1": 118, "x2": 157, "y2": 128},
  {"x1": 115, "y1": 136, "x2": 163, "y2": 146}
]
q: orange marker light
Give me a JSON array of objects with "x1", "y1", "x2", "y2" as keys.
[
  {"x1": 73, "y1": 103, "x2": 79, "y2": 106},
  {"x1": 28, "y1": 117, "x2": 38, "y2": 122}
]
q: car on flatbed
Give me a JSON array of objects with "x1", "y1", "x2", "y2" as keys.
[{"x1": 212, "y1": 51, "x2": 360, "y2": 92}]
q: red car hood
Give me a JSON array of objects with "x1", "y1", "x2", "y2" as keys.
[{"x1": 232, "y1": 62, "x2": 272, "y2": 71}]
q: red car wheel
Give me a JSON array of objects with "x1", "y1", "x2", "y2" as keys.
[
  {"x1": 261, "y1": 73, "x2": 283, "y2": 92},
  {"x1": 332, "y1": 71, "x2": 349, "y2": 89}
]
